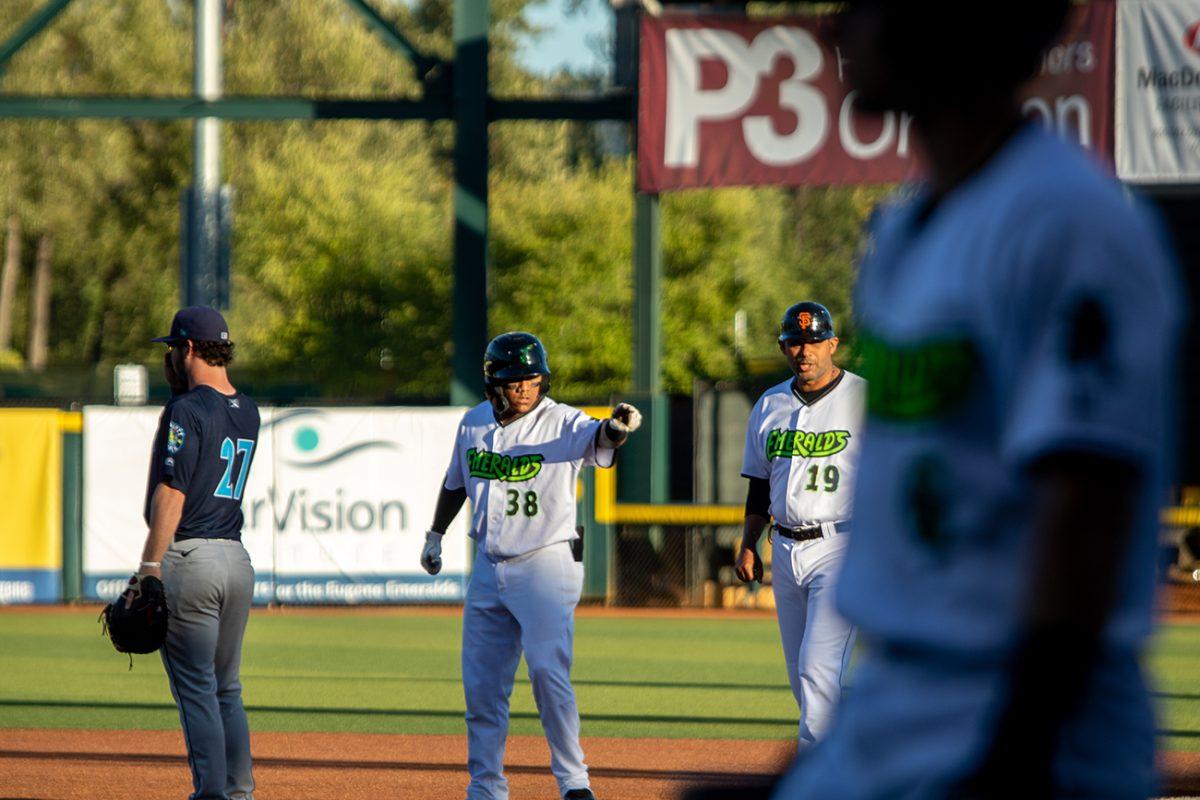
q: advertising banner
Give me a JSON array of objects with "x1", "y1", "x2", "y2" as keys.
[
  {"x1": 83, "y1": 406, "x2": 470, "y2": 604},
  {"x1": 638, "y1": 3, "x2": 1114, "y2": 191},
  {"x1": 1116, "y1": 0, "x2": 1200, "y2": 182},
  {"x1": 0, "y1": 409, "x2": 63, "y2": 603}
]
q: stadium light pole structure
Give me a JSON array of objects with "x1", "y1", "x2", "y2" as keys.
[
  {"x1": 0, "y1": 0, "x2": 655, "y2": 428},
  {"x1": 183, "y1": 0, "x2": 226, "y2": 310}
]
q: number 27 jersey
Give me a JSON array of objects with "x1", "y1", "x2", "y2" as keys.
[{"x1": 741, "y1": 372, "x2": 866, "y2": 528}]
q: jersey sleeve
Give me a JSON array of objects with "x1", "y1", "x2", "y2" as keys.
[
  {"x1": 565, "y1": 409, "x2": 614, "y2": 468},
  {"x1": 156, "y1": 401, "x2": 203, "y2": 495},
  {"x1": 741, "y1": 401, "x2": 769, "y2": 479},
  {"x1": 995, "y1": 202, "x2": 1181, "y2": 468},
  {"x1": 442, "y1": 421, "x2": 467, "y2": 491}
]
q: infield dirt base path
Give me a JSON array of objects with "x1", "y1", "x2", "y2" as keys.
[
  {"x1": 2, "y1": 729, "x2": 1199, "y2": 800},
  {"x1": 0, "y1": 728, "x2": 795, "y2": 799}
]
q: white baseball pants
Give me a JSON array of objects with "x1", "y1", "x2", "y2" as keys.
[
  {"x1": 462, "y1": 540, "x2": 588, "y2": 800},
  {"x1": 772, "y1": 534, "x2": 855, "y2": 748}
]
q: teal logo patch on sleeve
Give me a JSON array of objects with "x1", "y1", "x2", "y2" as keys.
[{"x1": 167, "y1": 421, "x2": 186, "y2": 454}]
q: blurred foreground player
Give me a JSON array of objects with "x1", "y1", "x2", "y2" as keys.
[
  {"x1": 420, "y1": 332, "x2": 641, "y2": 800},
  {"x1": 139, "y1": 307, "x2": 261, "y2": 800},
  {"x1": 737, "y1": 302, "x2": 865, "y2": 748},
  {"x1": 768, "y1": 2, "x2": 1183, "y2": 798}
]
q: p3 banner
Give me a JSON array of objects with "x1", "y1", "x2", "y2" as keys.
[
  {"x1": 638, "y1": 3, "x2": 1115, "y2": 191},
  {"x1": 1117, "y1": 0, "x2": 1200, "y2": 182},
  {"x1": 83, "y1": 406, "x2": 469, "y2": 605},
  {"x1": 0, "y1": 409, "x2": 63, "y2": 604}
]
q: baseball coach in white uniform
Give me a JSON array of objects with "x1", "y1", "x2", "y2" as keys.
[
  {"x1": 420, "y1": 331, "x2": 641, "y2": 800},
  {"x1": 737, "y1": 302, "x2": 866, "y2": 748}
]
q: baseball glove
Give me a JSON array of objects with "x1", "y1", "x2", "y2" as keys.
[{"x1": 101, "y1": 575, "x2": 169, "y2": 663}]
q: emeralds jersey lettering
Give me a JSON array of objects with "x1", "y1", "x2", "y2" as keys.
[
  {"x1": 765, "y1": 429, "x2": 852, "y2": 460},
  {"x1": 466, "y1": 448, "x2": 544, "y2": 482}
]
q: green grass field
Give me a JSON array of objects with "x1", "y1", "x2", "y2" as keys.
[{"x1": 1, "y1": 609, "x2": 1198, "y2": 750}]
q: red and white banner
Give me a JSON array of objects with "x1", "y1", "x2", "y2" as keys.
[
  {"x1": 638, "y1": 3, "x2": 1115, "y2": 191},
  {"x1": 1116, "y1": 0, "x2": 1200, "y2": 182}
]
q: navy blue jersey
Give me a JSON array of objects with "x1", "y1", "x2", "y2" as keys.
[{"x1": 144, "y1": 386, "x2": 261, "y2": 540}]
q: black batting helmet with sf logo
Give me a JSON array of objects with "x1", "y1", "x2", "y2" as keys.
[{"x1": 779, "y1": 301, "x2": 836, "y2": 344}]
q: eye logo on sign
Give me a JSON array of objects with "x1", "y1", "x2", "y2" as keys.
[
  {"x1": 263, "y1": 409, "x2": 398, "y2": 469},
  {"x1": 1187, "y1": 20, "x2": 1200, "y2": 56}
]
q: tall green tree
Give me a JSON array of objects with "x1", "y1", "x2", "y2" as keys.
[{"x1": 0, "y1": 0, "x2": 875, "y2": 401}]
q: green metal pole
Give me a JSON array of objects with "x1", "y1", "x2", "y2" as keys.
[
  {"x1": 633, "y1": 193, "x2": 662, "y2": 398},
  {"x1": 61, "y1": 428, "x2": 83, "y2": 602},
  {"x1": 632, "y1": 193, "x2": 668, "y2": 562},
  {"x1": 627, "y1": 193, "x2": 668, "y2": 503},
  {"x1": 450, "y1": 0, "x2": 489, "y2": 406},
  {"x1": 341, "y1": 0, "x2": 439, "y2": 79},
  {"x1": 0, "y1": 0, "x2": 76, "y2": 75}
]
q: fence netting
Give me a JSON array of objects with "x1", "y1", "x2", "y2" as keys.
[
  {"x1": 610, "y1": 523, "x2": 1200, "y2": 614},
  {"x1": 611, "y1": 524, "x2": 781, "y2": 608}
]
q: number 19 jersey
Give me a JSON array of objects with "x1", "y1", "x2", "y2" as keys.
[
  {"x1": 443, "y1": 398, "x2": 614, "y2": 560},
  {"x1": 741, "y1": 372, "x2": 866, "y2": 528}
]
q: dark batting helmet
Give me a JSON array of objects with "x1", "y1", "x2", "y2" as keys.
[
  {"x1": 483, "y1": 332, "x2": 551, "y2": 385},
  {"x1": 779, "y1": 302, "x2": 836, "y2": 344},
  {"x1": 483, "y1": 332, "x2": 550, "y2": 413}
]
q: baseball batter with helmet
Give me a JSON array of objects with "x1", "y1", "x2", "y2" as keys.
[
  {"x1": 133, "y1": 306, "x2": 261, "y2": 800},
  {"x1": 737, "y1": 302, "x2": 865, "y2": 748},
  {"x1": 420, "y1": 331, "x2": 640, "y2": 800}
]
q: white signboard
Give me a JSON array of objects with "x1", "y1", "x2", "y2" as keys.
[
  {"x1": 83, "y1": 406, "x2": 470, "y2": 604},
  {"x1": 1116, "y1": 0, "x2": 1200, "y2": 181}
]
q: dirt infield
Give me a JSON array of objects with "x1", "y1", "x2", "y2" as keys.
[
  {"x1": 1, "y1": 728, "x2": 1198, "y2": 800},
  {"x1": 0, "y1": 728, "x2": 794, "y2": 799}
]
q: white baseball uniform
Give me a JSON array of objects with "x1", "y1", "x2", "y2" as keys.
[
  {"x1": 443, "y1": 397, "x2": 613, "y2": 800},
  {"x1": 775, "y1": 125, "x2": 1180, "y2": 799},
  {"x1": 742, "y1": 371, "x2": 866, "y2": 747}
]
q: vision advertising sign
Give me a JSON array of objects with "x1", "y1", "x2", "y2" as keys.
[{"x1": 82, "y1": 406, "x2": 469, "y2": 604}]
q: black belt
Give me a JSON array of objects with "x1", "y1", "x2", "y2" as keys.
[{"x1": 773, "y1": 521, "x2": 850, "y2": 542}]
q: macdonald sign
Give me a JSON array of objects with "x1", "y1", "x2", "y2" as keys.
[
  {"x1": 638, "y1": 3, "x2": 1115, "y2": 191},
  {"x1": 1116, "y1": 0, "x2": 1200, "y2": 182}
]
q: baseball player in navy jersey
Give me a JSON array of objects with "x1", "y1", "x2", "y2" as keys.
[
  {"x1": 766, "y1": 2, "x2": 1182, "y2": 799},
  {"x1": 420, "y1": 331, "x2": 640, "y2": 800},
  {"x1": 135, "y1": 306, "x2": 261, "y2": 800},
  {"x1": 737, "y1": 302, "x2": 865, "y2": 749}
]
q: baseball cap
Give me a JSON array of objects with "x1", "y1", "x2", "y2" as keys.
[{"x1": 151, "y1": 306, "x2": 231, "y2": 344}]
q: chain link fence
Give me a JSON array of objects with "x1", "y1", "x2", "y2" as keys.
[
  {"x1": 610, "y1": 524, "x2": 781, "y2": 609},
  {"x1": 608, "y1": 522, "x2": 1200, "y2": 613}
]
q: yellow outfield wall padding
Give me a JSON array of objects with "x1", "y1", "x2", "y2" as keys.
[
  {"x1": 58, "y1": 410, "x2": 83, "y2": 433},
  {"x1": 0, "y1": 409, "x2": 63, "y2": 568}
]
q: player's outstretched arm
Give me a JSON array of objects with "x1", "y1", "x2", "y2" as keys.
[
  {"x1": 736, "y1": 477, "x2": 770, "y2": 583},
  {"x1": 957, "y1": 451, "x2": 1141, "y2": 798},
  {"x1": 421, "y1": 485, "x2": 467, "y2": 575}
]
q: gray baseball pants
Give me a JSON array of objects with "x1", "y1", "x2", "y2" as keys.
[{"x1": 161, "y1": 538, "x2": 255, "y2": 800}]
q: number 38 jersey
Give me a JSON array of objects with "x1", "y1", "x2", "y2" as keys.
[
  {"x1": 741, "y1": 372, "x2": 867, "y2": 528},
  {"x1": 443, "y1": 398, "x2": 614, "y2": 560}
]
